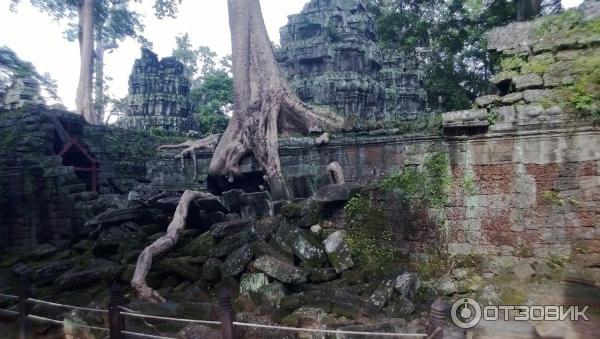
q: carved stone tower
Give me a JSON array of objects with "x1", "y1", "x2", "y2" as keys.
[
  {"x1": 277, "y1": 0, "x2": 427, "y2": 123},
  {"x1": 121, "y1": 48, "x2": 195, "y2": 132}
]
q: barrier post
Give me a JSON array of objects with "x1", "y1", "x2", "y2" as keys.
[
  {"x1": 427, "y1": 298, "x2": 446, "y2": 339},
  {"x1": 109, "y1": 283, "x2": 125, "y2": 339},
  {"x1": 18, "y1": 275, "x2": 30, "y2": 339},
  {"x1": 219, "y1": 288, "x2": 236, "y2": 339}
]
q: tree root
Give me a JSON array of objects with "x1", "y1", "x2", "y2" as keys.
[
  {"x1": 327, "y1": 162, "x2": 345, "y2": 184},
  {"x1": 157, "y1": 134, "x2": 221, "y2": 178},
  {"x1": 131, "y1": 190, "x2": 213, "y2": 303},
  {"x1": 314, "y1": 132, "x2": 330, "y2": 146}
]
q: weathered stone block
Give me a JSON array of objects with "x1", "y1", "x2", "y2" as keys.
[
  {"x1": 513, "y1": 74, "x2": 543, "y2": 90},
  {"x1": 323, "y1": 231, "x2": 354, "y2": 274},
  {"x1": 475, "y1": 95, "x2": 500, "y2": 108}
]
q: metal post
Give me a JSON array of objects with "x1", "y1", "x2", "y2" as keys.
[
  {"x1": 219, "y1": 288, "x2": 236, "y2": 339},
  {"x1": 18, "y1": 275, "x2": 30, "y2": 339},
  {"x1": 109, "y1": 283, "x2": 125, "y2": 339},
  {"x1": 428, "y1": 298, "x2": 446, "y2": 339}
]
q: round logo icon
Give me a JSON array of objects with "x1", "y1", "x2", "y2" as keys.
[{"x1": 451, "y1": 298, "x2": 482, "y2": 329}]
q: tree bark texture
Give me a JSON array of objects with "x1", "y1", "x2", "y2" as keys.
[
  {"x1": 207, "y1": 0, "x2": 344, "y2": 181},
  {"x1": 94, "y1": 34, "x2": 105, "y2": 124},
  {"x1": 518, "y1": 0, "x2": 542, "y2": 21},
  {"x1": 131, "y1": 190, "x2": 213, "y2": 302},
  {"x1": 76, "y1": 0, "x2": 97, "y2": 124}
]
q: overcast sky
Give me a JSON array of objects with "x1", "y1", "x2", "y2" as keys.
[{"x1": 0, "y1": 0, "x2": 585, "y2": 110}]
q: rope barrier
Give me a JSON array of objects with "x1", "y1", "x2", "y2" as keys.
[
  {"x1": 119, "y1": 306, "x2": 172, "y2": 338},
  {"x1": 232, "y1": 321, "x2": 427, "y2": 337},
  {"x1": 3, "y1": 295, "x2": 429, "y2": 338},
  {"x1": 27, "y1": 298, "x2": 108, "y2": 314},
  {"x1": 0, "y1": 309, "x2": 19, "y2": 316},
  {"x1": 27, "y1": 314, "x2": 109, "y2": 332},
  {"x1": 122, "y1": 330, "x2": 176, "y2": 339},
  {"x1": 120, "y1": 309, "x2": 221, "y2": 326},
  {"x1": 0, "y1": 293, "x2": 18, "y2": 300}
]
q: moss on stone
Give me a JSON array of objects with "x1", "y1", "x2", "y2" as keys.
[
  {"x1": 343, "y1": 194, "x2": 398, "y2": 269},
  {"x1": 281, "y1": 203, "x2": 302, "y2": 219},
  {"x1": 379, "y1": 152, "x2": 452, "y2": 208},
  {"x1": 501, "y1": 56, "x2": 526, "y2": 71}
]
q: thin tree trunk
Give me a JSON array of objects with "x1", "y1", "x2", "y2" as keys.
[
  {"x1": 94, "y1": 33, "x2": 105, "y2": 124},
  {"x1": 76, "y1": 0, "x2": 97, "y2": 124},
  {"x1": 207, "y1": 0, "x2": 344, "y2": 181}
]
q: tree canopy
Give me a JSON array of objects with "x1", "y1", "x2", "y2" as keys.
[
  {"x1": 369, "y1": 0, "x2": 561, "y2": 112},
  {"x1": 0, "y1": 46, "x2": 59, "y2": 102},
  {"x1": 171, "y1": 35, "x2": 233, "y2": 136}
]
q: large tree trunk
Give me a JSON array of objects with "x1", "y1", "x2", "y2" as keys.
[
  {"x1": 208, "y1": 0, "x2": 344, "y2": 181},
  {"x1": 76, "y1": 0, "x2": 97, "y2": 124},
  {"x1": 517, "y1": 0, "x2": 542, "y2": 21}
]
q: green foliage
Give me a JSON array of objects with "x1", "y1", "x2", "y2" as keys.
[
  {"x1": 487, "y1": 108, "x2": 498, "y2": 125},
  {"x1": 344, "y1": 194, "x2": 398, "y2": 268},
  {"x1": 461, "y1": 174, "x2": 478, "y2": 196},
  {"x1": 541, "y1": 190, "x2": 582, "y2": 208},
  {"x1": 191, "y1": 70, "x2": 233, "y2": 135},
  {"x1": 558, "y1": 54, "x2": 600, "y2": 121},
  {"x1": 500, "y1": 56, "x2": 525, "y2": 71},
  {"x1": 373, "y1": 0, "x2": 517, "y2": 111},
  {"x1": 0, "y1": 46, "x2": 59, "y2": 101},
  {"x1": 379, "y1": 153, "x2": 452, "y2": 208},
  {"x1": 172, "y1": 33, "x2": 217, "y2": 81},
  {"x1": 535, "y1": 8, "x2": 600, "y2": 39},
  {"x1": 521, "y1": 58, "x2": 551, "y2": 75}
]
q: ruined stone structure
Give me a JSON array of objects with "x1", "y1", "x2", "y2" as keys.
[
  {"x1": 120, "y1": 48, "x2": 195, "y2": 132},
  {"x1": 0, "y1": 4, "x2": 599, "y2": 327},
  {"x1": 276, "y1": 0, "x2": 427, "y2": 123},
  {"x1": 0, "y1": 75, "x2": 44, "y2": 110}
]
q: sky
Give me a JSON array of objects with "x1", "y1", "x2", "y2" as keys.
[{"x1": 0, "y1": 0, "x2": 585, "y2": 110}]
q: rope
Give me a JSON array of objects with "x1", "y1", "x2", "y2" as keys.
[
  {"x1": 120, "y1": 310, "x2": 221, "y2": 326},
  {"x1": 0, "y1": 293, "x2": 18, "y2": 300},
  {"x1": 27, "y1": 314, "x2": 109, "y2": 332},
  {"x1": 122, "y1": 331, "x2": 176, "y2": 339},
  {"x1": 27, "y1": 298, "x2": 108, "y2": 314},
  {"x1": 119, "y1": 306, "x2": 171, "y2": 338},
  {"x1": 232, "y1": 321, "x2": 427, "y2": 337},
  {"x1": 0, "y1": 309, "x2": 19, "y2": 316},
  {"x1": 5, "y1": 296, "x2": 427, "y2": 338}
]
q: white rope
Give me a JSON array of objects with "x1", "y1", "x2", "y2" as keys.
[
  {"x1": 120, "y1": 310, "x2": 221, "y2": 326},
  {"x1": 0, "y1": 309, "x2": 19, "y2": 316},
  {"x1": 27, "y1": 314, "x2": 109, "y2": 332},
  {"x1": 232, "y1": 321, "x2": 427, "y2": 337},
  {"x1": 7, "y1": 296, "x2": 428, "y2": 338},
  {"x1": 122, "y1": 330, "x2": 176, "y2": 339},
  {"x1": 27, "y1": 298, "x2": 108, "y2": 314},
  {"x1": 119, "y1": 306, "x2": 172, "y2": 338},
  {"x1": 0, "y1": 293, "x2": 18, "y2": 300}
]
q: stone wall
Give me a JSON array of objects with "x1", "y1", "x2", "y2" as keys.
[
  {"x1": 0, "y1": 106, "x2": 180, "y2": 250},
  {"x1": 148, "y1": 122, "x2": 600, "y2": 264}
]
